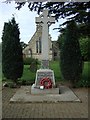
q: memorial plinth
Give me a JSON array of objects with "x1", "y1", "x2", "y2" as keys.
[
  {"x1": 31, "y1": 68, "x2": 60, "y2": 94},
  {"x1": 31, "y1": 87, "x2": 59, "y2": 95},
  {"x1": 35, "y1": 69, "x2": 55, "y2": 87}
]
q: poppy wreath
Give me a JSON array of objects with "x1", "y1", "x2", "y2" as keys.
[{"x1": 40, "y1": 77, "x2": 52, "y2": 89}]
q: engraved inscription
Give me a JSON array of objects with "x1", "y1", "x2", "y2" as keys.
[{"x1": 36, "y1": 71, "x2": 54, "y2": 86}]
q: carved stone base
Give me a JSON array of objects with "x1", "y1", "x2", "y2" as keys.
[
  {"x1": 31, "y1": 68, "x2": 58, "y2": 94},
  {"x1": 31, "y1": 87, "x2": 59, "y2": 95},
  {"x1": 34, "y1": 69, "x2": 55, "y2": 88}
]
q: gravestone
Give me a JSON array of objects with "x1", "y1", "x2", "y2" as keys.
[{"x1": 31, "y1": 9, "x2": 59, "y2": 94}]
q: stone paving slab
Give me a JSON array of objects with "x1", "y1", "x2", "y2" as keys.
[
  {"x1": 10, "y1": 86, "x2": 80, "y2": 103},
  {"x1": 2, "y1": 87, "x2": 88, "y2": 118},
  {"x1": 0, "y1": 90, "x2": 2, "y2": 120}
]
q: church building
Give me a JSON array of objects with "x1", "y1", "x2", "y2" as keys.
[{"x1": 23, "y1": 24, "x2": 59, "y2": 61}]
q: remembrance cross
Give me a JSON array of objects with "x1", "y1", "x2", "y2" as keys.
[{"x1": 36, "y1": 9, "x2": 55, "y2": 69}]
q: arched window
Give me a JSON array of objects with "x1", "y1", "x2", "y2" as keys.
[
  {"x1": 29, "y1": 49, "x2": 32, "y2": 57},
  {"x1": 39, "y1": 37, "x2": 42, "y2": 53},
  {"x1": 36, "y1": 40, "x2": 39, "y2": 53},
  {"x1": 36, "y1": 37, "x2": 42, "y2": 54}
]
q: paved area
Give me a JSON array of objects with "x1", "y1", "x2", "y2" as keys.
[
  {"x1": 10, "y1": 86, "x2": 80, "y2": 103},
  {"x1": 0, "y1": 82, "x2": 2, "y2": 120},
  {"x1": 2, "y1": 86, "x2": 88, "y2": 119},
  {"x1": 0, "y1": 90, "x2": 2, "y2": 120}
]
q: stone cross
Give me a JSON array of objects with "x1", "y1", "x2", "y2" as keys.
[{"x1": 35, "y1": 9, "x2": 55, "y2": 69}]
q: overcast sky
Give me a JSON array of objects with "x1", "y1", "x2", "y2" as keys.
[{"x1": 0, "y1": 1, "x2": 66, "y2": 44}]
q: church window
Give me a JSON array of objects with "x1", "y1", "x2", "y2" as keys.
[
  {"x1": 36, "y1": 37, "x2": 42, "y2": 54},
  {"x1": 36, "y1": 41, "x2": 38, "y2": 53},
  {"x1": 39, "y1": 37, "x2": 42, "y2": 53}
]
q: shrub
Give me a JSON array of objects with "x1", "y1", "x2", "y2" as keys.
[
  {"x1": 2, "y1": 17, "x2": 23, "y2": 84},
  {"x1": 23, "y1": 57, "x2": 33, "y2": 65},
  {"x1": 17, "y1": 79, "x2": 34, "y2": 85},
  {"x1": 60, "y1": 21, "x2": 83, "y2": 84},
  {"x1": 23, "y1": 57, "x2": 39, "y2": 65},
  {"x1": 30, "y1": 60, "x2": 38, "y2": 72},
  {"x1": 75, "y1": 79, "x2": 90, "y2": 87},
  {"x1": 79, "y1": 37, "x2": 89, "y2": 61}
]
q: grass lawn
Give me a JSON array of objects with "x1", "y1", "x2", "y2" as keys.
[
  {"x1": 20, "y1": 61, "x2": 62, "y2": 83},
  {"x1": 20, "y1": 65, "x2": 36, "y2": 82},
  {"x1": 82, "y1": 61, "x2": 89, "y2": 81},
  {"x1": 20, "y1": 61, "x2": 89, "y2": 83},
  {"x1": 2, "y1": 61, "x2": 89, "y2": 86},
  {"x1": 49, "y1": 61, "x2": 62, "y2": 81}
]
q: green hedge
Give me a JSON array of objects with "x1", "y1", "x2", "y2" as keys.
[
  {"x1": 23, "y1": 57, "x2": 39, "y2": 65},
  {"x1": 75, "y1": 79, "x2": 89, "y2": 87},
  {"x1": 75, "y1": 62, "x2": 89, "y2": 87}
]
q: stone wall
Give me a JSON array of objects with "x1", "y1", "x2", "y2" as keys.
[
  {"x1": 23, "y1": 24, "x2": 53, "y2": 61},
  {"x1": 52, "y1": 41, "x2": 60, "y2": 60}
]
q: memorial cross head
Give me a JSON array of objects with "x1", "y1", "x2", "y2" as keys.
[
  {"x1": 35, "y1": 9, "x2": 55, "y2": 69},
  {"x1": 35, "y1": 9, "x2": 55, "y2": 25}
]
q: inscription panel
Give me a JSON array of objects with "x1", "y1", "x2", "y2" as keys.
[{"x1": 35, "y1": 71, "x2": 55, "y2": 86}]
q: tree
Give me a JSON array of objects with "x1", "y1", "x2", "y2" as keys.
[
  {"x1": 79, "y1": 37, "x2": 89, "y2": 61},
  {"x1": 60, "y1": 21, "x2": 83, "y2": 84},
  {"x1": 16, "y1": 2, "x2": 90, "y2": 37},
  {"x1": 20, "y1": 41, "x2": 27, "y2": 49},
  {"x1": 58, "y1": 28, "x2": 89, "y2": 61},
  {"x1": 57, "y1": 28, "x2": 66, "y2": 50},
  {"x1": 0, "y1": 43, "x2": 2, "y2": 63},
  {"x1": 2, "y1": 17, "x2": 23, "y2": 83},
  {"x1": 0, "y1": 43, "x2": 2, "y2": 79}
]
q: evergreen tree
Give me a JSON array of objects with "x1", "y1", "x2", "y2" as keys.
[
  {"x1": 2, "y1": 17, "x2": 23, "y2": 83},
  {"x1": 16, "y1": 2, "x2": 90, "y2": 37},
  {"x1": 20, "y1": 41, "x2": 27, "y2": 49},
  {"x1": 60, "y1": 21, "x2": 83, "y2": 84},
  {"x1": 79, "y1": 37, "x2": 89, "y2": 61},
  {"x1": 0, "y1": 43, "x2": 2, "y2": 63}
]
